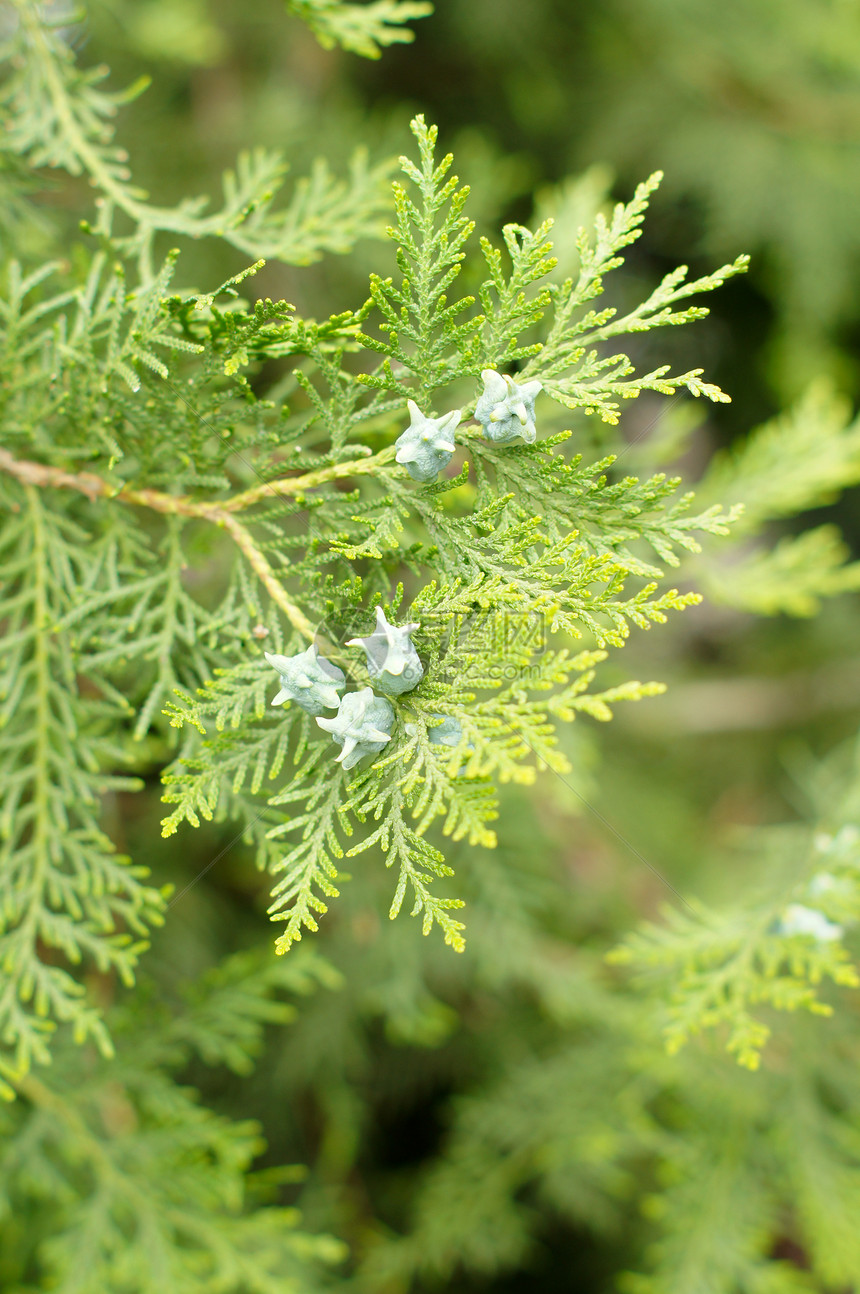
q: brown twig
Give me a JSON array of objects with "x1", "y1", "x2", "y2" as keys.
[
  {"x1": 0, "y1": 447, "x2": 386, "y2": 645},
  {"x1": 219, "y1": 512, "x2": 318, "y2": 640}
]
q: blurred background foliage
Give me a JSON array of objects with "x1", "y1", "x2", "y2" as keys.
[{"x1": 8, "y1": 0, "x2": 860, "y2": 1289}]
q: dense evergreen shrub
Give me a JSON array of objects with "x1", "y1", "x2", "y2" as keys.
[{"x1": 4, "y1": 4, "x2": 860, "y2": 1290}]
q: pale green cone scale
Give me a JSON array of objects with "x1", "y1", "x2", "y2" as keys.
[
  {"x1": 265, "y1": 644, "x2": 345, "y2": 716},
  {"x1": 347, "y1": 606, "x2": 424, "y2": 696},
  {"x1": 475, "y1": 369, "x2": 542, "y2": 444},
  {"x1": 394, "y1": 399, "x2": 460, "y2": 482},
  {"x1": 316, "y1": 687, "x2": 395, "y2": 770}
]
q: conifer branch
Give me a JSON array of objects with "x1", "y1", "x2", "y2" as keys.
[
  {"x1": 6, "y1": 0, "x2": 394, "y2": 268},
  {"x1": 0, "y1": 445, "x2": 397, "y2": 515},
  {"x1": 7, "y1": 974, "x2": 346, "y2": 1288},
  {"x1": 0, "y1": 447, "x2": 396, "y2": 642},
  {"x1": 8, "y1": 3, "x2": 860, "y2": 1287},
  {"x1": 219, "y1": 513, "x2": 317, "y2": 640},
  {"x1": 224, "y1": 444, "x2": 397, "y2": 510},
  {"x1": 10, "y1": 0, "x2": 143, "y2": 223},
  {"x1": 1, "y1": 83, "x2": 755, "y2": 1068}
]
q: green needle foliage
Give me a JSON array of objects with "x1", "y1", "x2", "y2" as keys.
[
  {"x1": 6, "y1": 4, "x2": 860, "y2": 1291},
  {"x1": 1, "y1": 1, "x2": 394, "y2": 272},
  {"x1": 0, "y1": 0, "x2": 777, "y2": 1081},
  {"x1": 693, "y1": 382, "x2": 860, "y2": 614},
  {"x1": 284, "y1": 0, "x2": 433, "y2": 58},
  {"x1": 0, "y1": 488, "x2": 166, "y2": 1093},
  {"x1": 0, "y1": 947, "x2": 345, "y2": 1292},
  {"x1": 157, "y1": 116, "x2": 745, "y2": 964}
]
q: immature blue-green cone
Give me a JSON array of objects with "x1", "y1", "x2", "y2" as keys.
[
  {"x1": 347, "y1": 606, "x2": 424, "y2": 696},
  {"x1": 394, "y1": 400, "x2": 460, "y2": 482},
  {"x1": 475, "y1": 369, "x2": 542, "y2": 444},
  {"x1": 265, "y1": 644, "x2": 345, "y2": 717},
  {"x1": 405, "y1": 713, "x2": 466, "y2": 747},
  {"x1": 316, "y1": 687, "x2": 395, "y2": 770},
  {"x1": 778, "y1": 904, "x2": 843, "y2": 942}
]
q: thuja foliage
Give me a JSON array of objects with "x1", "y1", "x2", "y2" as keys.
[
  {"x1": 1, "y1": 0, "x2": 398, "y2": 269},
  {"x1": 7, "y1": 3, "x2": 860, "y2": 1290},
  {"x1": 4, "y1": 0, "x2": 860, "y2": 1075},
  {"x1": 0, "y1": 945, "x2": 346, "y2": 1291},
  {"x1": 405, "y1": 0, "x2": 860, "y2": 397},
  {"x1": 1, "y1": 0, "x2": 756, "y2": 1084},
  {"x1": 348, "y1": 729, "x2": 860, "y2": 1293},
  {"x1": 284, "y1": 0, "x2": 432, "y2": 59},
  {"x1": 693, "y1": 381, "x2": 860, "y2": 615},
  {"x1": 159, "y1": 134, "x2": 750, "y2": 957}
]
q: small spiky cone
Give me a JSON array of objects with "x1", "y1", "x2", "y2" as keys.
[
  {"x1": 347, "y1": 606, "x2": 424, "y2": 696},
  {"x1": 316, "y1": 687, "x2": 395, "y2": 770},
  {"x1": 265, "y1": 644, "x2": 345, "y2": 716},
  {"x1": 475, "y1": 369, "x2": 542, "y2": 444},
  {"x1": 394, "y1": 400, "x2": 460, "y2": 482}
]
